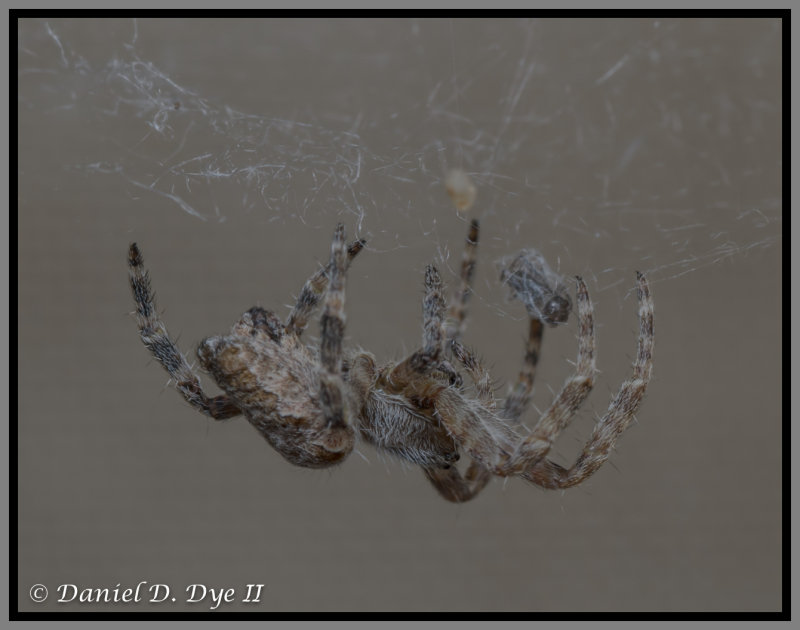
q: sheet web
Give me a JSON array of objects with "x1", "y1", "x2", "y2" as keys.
[{"x1": 19, "y1": 18, "x2": 781, "y2": 301}]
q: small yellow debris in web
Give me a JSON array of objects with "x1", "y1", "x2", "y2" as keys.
[{"x1": 445, "y1": 169, "x2": 476, "y2": 214}]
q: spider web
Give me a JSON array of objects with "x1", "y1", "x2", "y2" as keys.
[{"x1": 19, "y1": 17, "x2": 780, "y2": 285}]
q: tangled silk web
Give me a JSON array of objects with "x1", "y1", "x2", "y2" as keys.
[{"x1": 19, "y1": 18, "x2": 781, "y2": 292}]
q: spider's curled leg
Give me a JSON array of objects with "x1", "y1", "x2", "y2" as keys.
[
  {"x1": 285, "y1": 237, "x2": 365, "y2": 336},
  {"x1": 504, "y1": 276, "x2": 596, "y2": 474},
  {"x1": 127, "y1": 243, "x2": 241, "y2": 420},
  {"x1": 528, "y1": 272, "x2": 654, "y2": 489}
]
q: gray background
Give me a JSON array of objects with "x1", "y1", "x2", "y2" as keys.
[{"x1": 18, "y1": 18, "x2": 782, "y2": 612}]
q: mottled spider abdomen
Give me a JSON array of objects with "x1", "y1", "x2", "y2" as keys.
[{"x1": 198, "y1": 307, "x2": 355, "y2": 468}]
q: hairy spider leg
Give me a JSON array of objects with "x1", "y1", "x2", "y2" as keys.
[
  {"x1": 501, "y1": 318, "x2": 545, "y2": 422},
  {"x1": 385, "y1": 264, "x2": 448, "y2": 387},
  {"x1": 450, "y1": 339, "x2": 495, "y2": 409},
  {"x1": 426, "y1": 217, "x2": 549, "y2": 500},
  {"x1": 503, "y1": 276, "x2": 597, "y2": 473},
  {"x1": 422, "y1": 260, "x2": 510, "y2": 502},
  {"x1": 413, "y1": 218, "x2": 506, "y2": 501},
  {"x1": 315, "y1": 224, "x2": 355, "y2": 451},
  {"x1": 423, "y1": 339, "x2": 498, "y2": 502},
  {"x1": 444, "y1": 218, "x2": 479, "y2": 343},
  {"x1": 444, "y1": 218, "x2": 547, "y2": 424},
  {"x1": 420, "y1": 275, "x2": 594, "y2": 484},
  {"x1": 524, "y1": 272, "x2": 654, "y2": 488},
  {"x1": 128, "y1": 243, "x2": 241, "y2": 420},
  {"x1": 285, "y1": 238, "x2": 365, "y2": 336}
]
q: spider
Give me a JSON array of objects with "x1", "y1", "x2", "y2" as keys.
[{"x1": 128, "y1": 222, "x2": 653, "y2": 502}]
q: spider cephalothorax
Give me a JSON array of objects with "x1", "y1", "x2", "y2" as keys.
[{"x1": 129, "y1": 222, "x2": 653, "y2": 502}]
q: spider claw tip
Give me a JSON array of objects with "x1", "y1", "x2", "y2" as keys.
[{"x1": 128, "y1": 243, "x2": 144, "y2": 266}]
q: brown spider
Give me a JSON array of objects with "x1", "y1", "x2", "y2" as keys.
[{"x1": 128, "y1": 222, "x2": 653, "y2": 502}]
